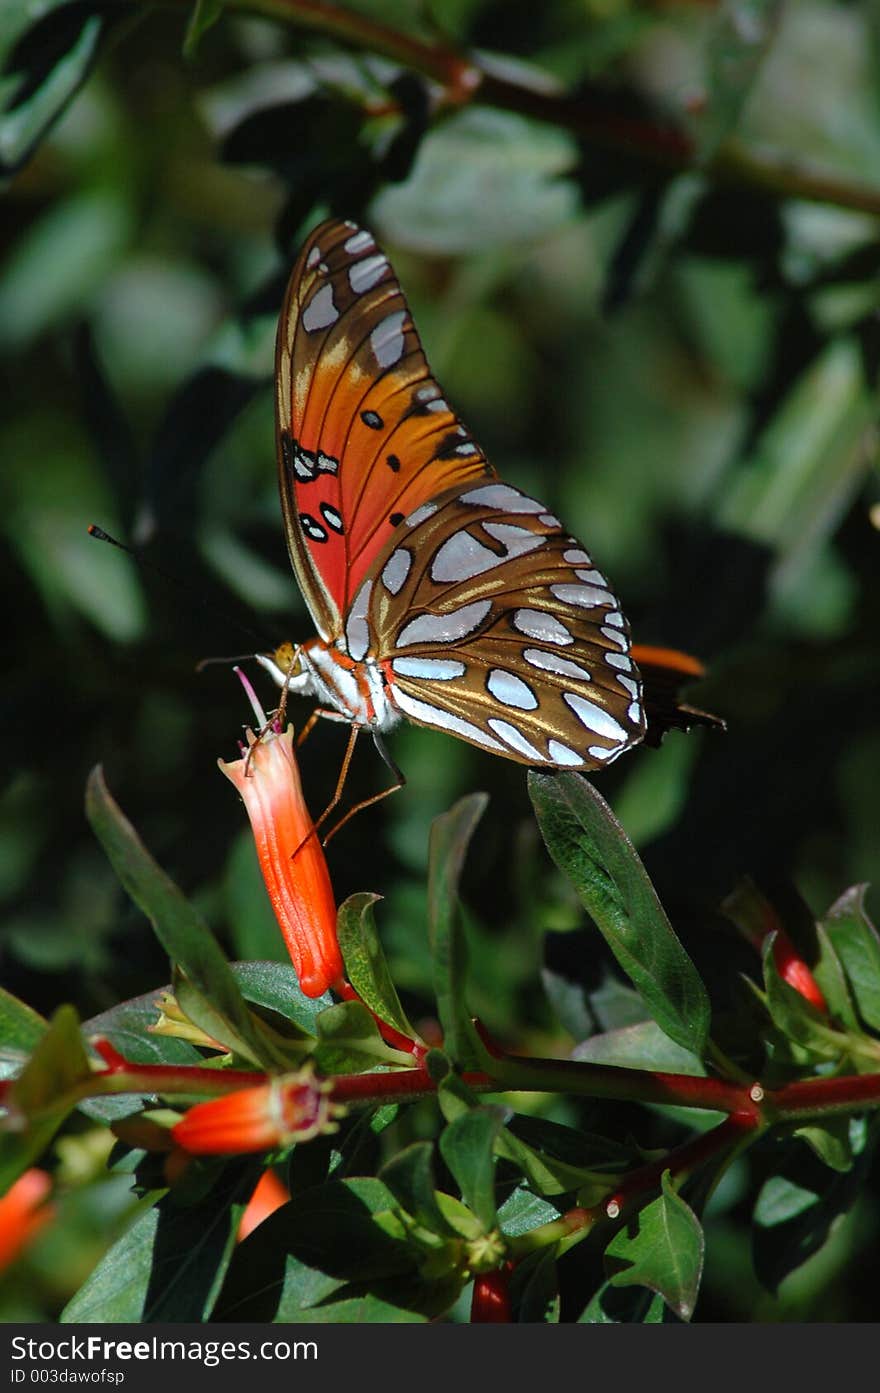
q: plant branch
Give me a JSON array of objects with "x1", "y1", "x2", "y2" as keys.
[{"x1": 150, "y1": 0, "x2": 880, "y2": 217}]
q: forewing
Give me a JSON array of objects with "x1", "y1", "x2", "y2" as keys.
[
  {"x1": 275, "y1": 218, "x2": 494, "y2": 640},
  {"x1": 367, "y1": 481, "x2": 646, "y2": 769}
]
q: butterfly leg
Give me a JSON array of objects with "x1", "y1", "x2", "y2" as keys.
[
  {"x1": 320, "y1": 731, "x2": 406, "y2": 847},
  {"x1": 295, "y1": 706, "x2": 349, "y2": 748}
]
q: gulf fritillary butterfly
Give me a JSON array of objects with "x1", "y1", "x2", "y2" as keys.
[{"x1": 256, "y1": 218, "x2": 713, "y2": 779}]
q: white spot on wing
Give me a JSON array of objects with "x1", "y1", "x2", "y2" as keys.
[
  {"x1": 628, "y1": 701, "x2": 642, "y2": 724},
  {"x1": 563, "y1": 692, "x2": 627, "y2": 742},
  {"x1": 426, "y1": 398, "x2": 448, "y2": 412},
  {"x1": 547, "y1": 739, "x2": 584, "y2": 767},
  {"x1": 604, "y1": 611, "x2": 624, "y2": 627},
  {"x1": 371, "y1": 311, "x2": 406, "y2": 367},
  {"x1": 345, "y1": 579, "x2": 372, "y2": 660},
  {"x1": 382, "y1": 549, "x2": 411, "y2": 596},
  {"x1": 488, "y1": 719, "x2": 546, "y2": 762},
  {"x1": 601, "y1": 626, "x2": 628, "y2": 651},
  {"x1": 397, "y1": 599, "x2": 491, "y2": 647},
  {"x1": 539, "y1": 513, "x2": 560, "y2": 528},
  {"x1": 344, "y1": 229, "x2": 375, "y2": 254},
  {"x1": 392, "y1": 656, "x2": 466, "y2": 680},
  {"x1": 431, "y1": 532, "x2": 499, "y2": 583},
  {"x1": 302, "y1": 282, "x2": 338, "y2": 332},
  {"x1": 512, "y1": 609, "x2": 573, "y2": 645},
  {"x1": 576, "y1": 568, "x2": 608, "y2": 586},
  {"x1": 523, "y1": 649, "x2": 593, "y2": 682},
  {"x1": 487, "y1": 669, "x2": 538, "y2": 710},
  {"x1": 390, "y1": 688, "x2": 505, "y2": 752},
  {"x1": 460, "y1": 484, "x2": 545, "y2": 514},
  {"x1": 306, "y1": 246, "x2": 321, "y2": 268},
  {"x1": 563, "y1": 548, "x2": 590, "y2": 565},
  {"x1": 482, "y1": 521, "x2": 545, "y2": 555},
  {"x1": 349, "y1": 254, "x2": 388, "y2": 294},
  {"x1": 605, "y1": 651, "x2": 632, "y2": 670},
  {"x1": 406, "y1": 501, "x2": 438, "y2": 528},
  {"x1": 616, "y1": 675, "x2": 639, "y2": 699},
  {"x1": 551, "y1": 583, "x2": 614, "y2": 609}
]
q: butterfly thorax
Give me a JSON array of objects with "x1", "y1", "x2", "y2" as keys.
[{"x1": 257, "y1": 638, "x2": 401, "y2": 734}]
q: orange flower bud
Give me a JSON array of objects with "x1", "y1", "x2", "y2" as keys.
[
  {"x1": 172, "y1": 1070, "x2": 339, "y2": 1155},
  {"x1": 470, "y1": 1265, "x2": 513, "y2": 1323},
  {"x1": 0, "y1": 1170, "x2": 53, "y2": 1272},
  {"x1": 237, "y1": 1168, "x2": 290, "y2": 1241},
  {"x1": 220, "y1": 709, "x2": 342, "y2": 998},
  {"x1": 773, "y1": 933, "x2": 827, "y2": 1013}
]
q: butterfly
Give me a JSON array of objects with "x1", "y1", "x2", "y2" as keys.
[{"x1": 256, "y1": 217, "x2": 716, "y2": 792}]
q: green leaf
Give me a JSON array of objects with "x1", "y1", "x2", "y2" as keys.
[
  {"x1": 512, "y1": 1250, "x2": 559, "y2": 1323},
  {"x1": 752, "y1": 1123, "x2": 876, "y2": 1294},
  {"x1": 573, "y1": 1020, "x2": 706, "y2": 1074},
  {"x1": 496, "y1": 1189, "x2": 562, "y2": 1238},
  {"x1": 812, "y1": 922, "x2": 859, "y2": 1032},
  {"x1": 80, "y1": 989, "x2": 204, "y2": 1122},
  {"x1": 61, "y1": 1161, "x2": 259, "y2": 1322},
  {"x1": 380, "y1": 1142, "x2": 457, "y2": 1236},
  {"x1": 313, "y1": 1000, "x2": 411, "y2": 1073},
  {"x1": 337, "y1": 893, "x2": 417, "y2": 1041},
  {"x1": 821, "y1": 886, "x2": 880, "y2": 1033},
  {"x1": 605, "y1": 1173, "x2": 705, "y2": 1321},
  {"x1": 85, "y1": 766, "x2": 280, "y2": 1070},
  {"x1": 438, "y1": 1105, "x2": 506, "y2": 1233},
  {"x1": 692, "y1": 0, "x2": 784, "y2": 162},
  {"x1": 173, "y1": 968, "x2": 310, "y2": 1070},
  {"x1": 579, "y1": 1281, "x2": 668, "y2": 1323},
  {"x1": 0, "y1": 985, "x2": 46, "y2": 1065},
  {"x1": 1, "y1": 1006, "x2": 92, "y2": 1191},
  {"x1": 183, "y1": 0, "x2": 224, "y2": 57},
  {"x1": 373, "y1": 108, "x2": 578, "y2": 254},
  {"x1": 214, "y1": 1178, "x2": 414, "y2": 1321},
  {"x1": 0, "y1": 4, "x2": 103, "y2": 175},
  {"x1": 232, "y1": 961, "x2": 332, "y2": 1035},
  {"x1": 494, "y1": 1115, "x2": 633, "y2": 1202},
  {"x1": 528, "y1": 772, "x2": 711, "y2": 1058},
  {"x1": 427, "y1": 793, "x2": 488, "y2": 1067},
  {"x1": 762, "y1": 936, "x2": 841, "y2": 1058},
  {"x1": 793, "y1": 1117, "x2": 854, "y2": 1174}
]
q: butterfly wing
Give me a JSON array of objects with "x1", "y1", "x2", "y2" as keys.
[
  {"x1": 364, "y1": 480, "x2": 646, "y2": 769},
  {"x1": 275, "y1": 219, "x2": 494, "y2": 641}
]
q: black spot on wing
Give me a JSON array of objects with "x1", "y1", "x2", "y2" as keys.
[
  {"x1": 361, "y1": 410, "x2": 384, "y2": 430},
  {"x1": 389, "y1": 512, "x2": 404, "y2": 527},
  {"x1": 386, "y1": 453, "x2": 401, "y2": 472}
]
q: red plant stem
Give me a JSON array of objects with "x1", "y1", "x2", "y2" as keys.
[
  {"x1": 334, "y1": 979, "x2": 427, "y2": 1060},
  {"x1": 769, "y1": 1072, "x2": 880, "y2": 1121},
  {"x1": 149, "y1": 0, "x2": 880, "y2": 217}
]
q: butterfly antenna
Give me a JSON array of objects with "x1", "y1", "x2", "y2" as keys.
[{"x1": 87, "y1": 523, "x2": 269, "y2": 649}]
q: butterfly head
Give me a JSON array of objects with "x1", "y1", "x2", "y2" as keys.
[{"x1": 255, "y1": 641, "x2": 313, "y2": 694}]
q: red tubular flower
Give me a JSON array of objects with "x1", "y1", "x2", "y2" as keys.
[
  {"x1": 237, "y1": 1169, "x2": 290, "y2": 1241},
  {"x1": 172, "y1": 1071, "x2": 339, "y2": 1155},
  {"x1": 0, "y1": 1170, "x2": 53, "y2": 1272},
  {"x1": 471, "y1": 1265, "x2": 514, "y2": 1323},
  {"x1": 772, "y1": 932, "x2": 828, "y2": 1013},
  {"x1": 220, "y1": 679, "x2": 342, "y2": 997}
]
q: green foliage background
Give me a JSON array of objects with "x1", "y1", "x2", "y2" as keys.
[{"x1": 1, "y1": 0, "x2": 879, "y2": 1320}]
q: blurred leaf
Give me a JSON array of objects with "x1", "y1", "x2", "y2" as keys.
[
  {"x1": 794, "y1": 1117, "x2": 854, "y2": 1174},
  {"x1": 438, "y1": 1106, "x2": 506, "y2": 1233},
  {"x1": 85, "y1": 766, "x2": 279, "y2": 1070},
  {"x1": 540, "y1": 967, "x2": 593, "y2": 1042},
  {"x1": 753, "y1": 1122, "x2": 876, "y2": 1294},
  {"x1": 692, "y1": 1, "x2": 784, "y2": 162},
  {"x1": 573, "y1": 1020, "x2": 705, "y2": 1075},
  {"x1": 214, "y1": 1177, "x2": 413, "y2": 1321},
  {"x1": 2, "y1": 1006, "x2": 91, "y2": 1190},
  {"x1": 380, "y1": 1141, "x2": 457, "y2": 1236},
  {"x1": 427, "y1": 793, "x2": 487, "y2": 1068},
  {"x1": 0, "y1": 190, "x2": 131, "y2": 348},
  {"x1": 183, "y1": 0, "x2": 224, "y2": 57},
  {"x1": 0, "y1": 1, "x2": 104, "y2": 175},
  {"x1": 605, "y1": 1173, "x2": 704, "y2": 1321},
  {"x1": 513, "y1": 1249, "x2": 559, "y2": 1323},
  {"x1": 579, "y1": 1280, "x2": 668, "y2": 1324},
  {"x1": 498, "y1": 1115, "x2": 632, "y2": 1202},
  {"x1": 821, "y1": 885, "x2": 880, "y2": 1033},
  {"x1": 613, "y1": 736, "x2": 699, "y2": 850},
  {"x1": 0, "y1": 985, "x2": 46, "y2": 1060},
  {"x1": 337, "y1": 893, "x2": 417, "y2": 1041},
  {"x1": 528, "y1": 772, "x2": 710, "y2": 1058},
  {"x1": 373, "y1": 108, "x2": 579, "y2": 253},
  {"x1": 61, "y1": 1160, "x2": 259, "y2": 1322}
]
